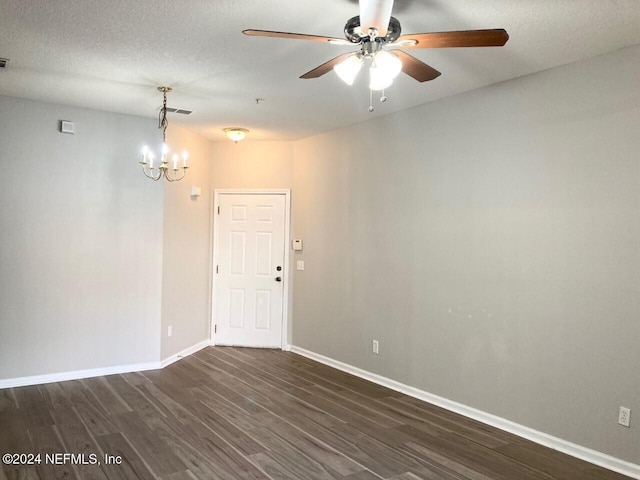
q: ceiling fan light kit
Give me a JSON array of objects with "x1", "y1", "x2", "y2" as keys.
[{"x1": 243, "y1": 0, "x2": 509, "y2": 112}]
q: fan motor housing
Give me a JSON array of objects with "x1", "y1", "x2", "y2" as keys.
[{"x1": 344, "y1": 15, "x2": 401, "y2": 43}]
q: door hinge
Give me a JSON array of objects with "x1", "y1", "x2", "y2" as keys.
[
  {"x1": 214, "y1": 325, "x2": 217, "y2": 334},
  {"x1": 217, "y1": 206, "x2": 220, "y2": 214},
  {"x1": 216, "y1": 265, "x2": 219, "y2": 274}
]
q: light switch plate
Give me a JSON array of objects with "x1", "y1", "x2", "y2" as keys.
[{"x1": 296, "y1": 260, "x2": 305, "y2": 271}]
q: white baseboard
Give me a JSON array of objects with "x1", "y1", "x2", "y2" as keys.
[
  {"x1": 160, "y1": 339, "x2": 212, "y2": 368},
  {"x1": 290, "y1": 345, "x2": 640, "y2": 480},
  {"x1": 0, "y1": 339, "x2": 213, "y2": 389},
  {"x1": 0, "y1": 361, "x2": 161, "y2": 389}
]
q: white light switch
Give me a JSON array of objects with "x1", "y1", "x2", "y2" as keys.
[{"x1": 296, "y1": 260, "x2": 305, "y2": 271}]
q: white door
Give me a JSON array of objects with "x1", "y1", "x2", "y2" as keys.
[{"x1": 215, "y1": 193, "x2": 286, "y2": 347}]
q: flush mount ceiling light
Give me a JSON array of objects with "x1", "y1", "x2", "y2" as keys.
[
  {"x1": 224, "y1": 127, "x2": 249, "y2": 143},
  {"x1": 243, "y1": 0, "x2": 508, "y2": 112},
  {"x1": 138, "y1": 87, "x2": 189, "y2": 182}
]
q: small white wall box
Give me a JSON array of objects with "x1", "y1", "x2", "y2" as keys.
[
  {"x1": 190, "y1": 186, "x2": 201, "y2": 197},
  {"x1": 59, "y1": 120, "x2": 74, "y2": 134},
  {"x1": 292, "y1": 239, "x2": 303, "y2": 251}
]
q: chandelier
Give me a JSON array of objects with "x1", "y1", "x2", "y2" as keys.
[{"x1": 139, "y1": 87, "x2": 189, "y2": 182}]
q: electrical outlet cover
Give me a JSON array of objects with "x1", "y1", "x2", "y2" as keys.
[{"x1": 618, "y1": 407, "x2": 631, "y2": 427}]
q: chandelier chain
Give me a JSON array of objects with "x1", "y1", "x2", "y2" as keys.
[{"x1": 158, "y1": 88, "x2": 169, "y2": 143}]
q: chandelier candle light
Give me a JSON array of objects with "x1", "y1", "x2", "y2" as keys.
[{"x1": 139, "y1": 87, "x2": 189, "y2": 182}]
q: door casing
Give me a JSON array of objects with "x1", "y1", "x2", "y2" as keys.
[{"x1": 211, "y1": 189, "x2": 291, "y2": 349}]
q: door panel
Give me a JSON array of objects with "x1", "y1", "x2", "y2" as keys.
[{"x1": 215, "y1": 193, "x2": 285, "y2": 347}]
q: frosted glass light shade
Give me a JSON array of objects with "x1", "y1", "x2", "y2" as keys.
[
  {"x1": 224, "y1": 128, "x2": 249, "y2": 143},
  {"x1": 374, "y1": 50, "x2": 402, "y2": 80},
  {"x1": 334, "y1": 54, "x2": 363, "y2": 85},
  {"x1": 369, "y1": 65, "x2": 393, "y2": 91},
  {"x1": 369, "y1": 50, "x2": 402, "y2": 91}
]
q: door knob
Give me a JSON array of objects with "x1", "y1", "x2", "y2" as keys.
[
  {"x1": 276, "y1": 266, "x2": 282, "y2": 271},
  {"x1": 275, "y1": 276, "x2": 282, "y2": 282}
]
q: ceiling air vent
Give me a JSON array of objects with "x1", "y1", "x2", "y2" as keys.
[
  {"x1": 0, "y1": 58, "x2": 9, "y2": 69},
  {"x1": 159, "y1": 106, "x2": 192, "y2": 115}
]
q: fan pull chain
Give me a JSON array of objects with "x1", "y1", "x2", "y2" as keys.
[
  {"x1": 380, "y1": 89, "x2": 387, "y2": 102},
  {"x1": 368, "y1": 89, "x2": 374, "y2": 112}
]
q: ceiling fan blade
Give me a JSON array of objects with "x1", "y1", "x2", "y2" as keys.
[
  {"x1": 391, "y1": 50, "x2": 441, "y2": 82},
  {"x1": 300, "y1": 53, "x2": 356, "y2": 79},
  {"x1": 243, "y1": 29, "x2": 351, "y2": 45},
  {"x1": 359, "y1": 0, "x2": 394, "y2": 37},
  {"x1": 396, "y1": 29, "x2": 509, "y2": 48}
]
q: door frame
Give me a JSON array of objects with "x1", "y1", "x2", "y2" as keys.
[{"x1": 210, "y1": 189, "x2": 291, "y2": 350}]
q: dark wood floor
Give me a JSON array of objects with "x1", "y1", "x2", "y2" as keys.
[{"x1": 0, "y1": 347, "x2": 632, "y2": 480}]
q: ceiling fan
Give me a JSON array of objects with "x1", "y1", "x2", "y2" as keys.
[{"x1": 244, "y1": 0, "x2": 509, "y2": 110}]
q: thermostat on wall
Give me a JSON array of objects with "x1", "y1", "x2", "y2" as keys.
[
  {"x1": 59, "y1": 120, "x2": 74, "y2": 134},
  {"x1": 292, "y1": 239, "x2": 303, "y2": 251}
]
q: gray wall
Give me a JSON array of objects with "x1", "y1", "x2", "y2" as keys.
[
  {"x1": 0, "y1": 96, "x2": 163, "y2": 378},
  {"x1": 161, "y1": 124, "x2": 213, "y2": 359},
  {"x1": 292, "y1": 45, "x2": 640, "y2": 463}
]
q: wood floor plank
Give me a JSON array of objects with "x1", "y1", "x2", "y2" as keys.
[
  {"x1": 0, "y1": 389, "x2": 17, "y2": 412},
  {"x1": 183, "y1": 400, "x2": 266, "y2": 456},
  {"x1": 393, "y1": 395, "x2": 526, "y2": 446},
  {"x1": 111, "y1": 411, "x2": 187, "y2": 477},
  {"x1": 342, "y1": 471, "x2": 383, "y2": 480},
  {"x1": 12, "y1": 387, "x2": 53, "y2": 428},
  {"x1": 2, "y1": 466, "x2": 40, "y2": 480},
  {"x1": 249, "y1": 420, "x2": 366, "y2": 477},
  {"x1": 41, "y1": 383, "x2": 73, "y2": 411},
  {"x1": 302, "y1": 384, "x2": 405, "y2": 429},
  {"x1": 181, "y1": 421, "x2": 270, "y2": 480},
  {"x1": 400, "y1": 441, "x2": 495, "y2": 480},
  {"x1": 95, "y1": 433, "x2": 156, "y2": 480},
  {"x1": 103, "y1": 375, "x2": 161, "y2": 415},
  {"x1": 260, "y1": 410, "x2": 418, "y2": 479},
  {"x1": 141, "y1": 414, "x2": 252, "y2": 479},
  {"x1": 399, "y1": 427, "x2": 555, "y2": 480},
  {"x1": 30, "y1": 425, "x2": 78, "y2": 480},
  {"x1": 71, "y1": 389, "x2": 120, "y2": 437},
  {"x1": 135, "y1": 383, "x2": 199, "y2": 426},
  {"x1": 160, "y1": 470, "x2": 198, "y2": 480},
  {"x1": 0, "y1": 346, "x2": 633, "y2": 480},
  {"x1": 211, "y1": 347, "x2": 317, "y2": 389},
  {"x1": 56, "y1": 423, "x2": 109, "y2": 480},
  {"x1": 188, "y1": 387, "x2": 268, "y2": 432}
]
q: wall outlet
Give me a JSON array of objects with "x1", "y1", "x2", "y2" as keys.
[
  {"x1": 372, "y1": 340, "x2": 379, "y2": 355},
  {"x1": 618, "y1": 406, "x2": 631, "y2": 427},
  {"x1": 168, "y1": 325, "x2": 173, "y2": 337},
  {"x1": 296, "y1": 260, "x2": 305, "y2": 271}
]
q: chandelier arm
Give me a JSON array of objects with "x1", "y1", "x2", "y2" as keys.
[
  {"x1": 163, "y1": 167, "x2": 187, "y2": 182},
  {"x1": 142, "y1": 165, "x2": 163, "y2": 181}
]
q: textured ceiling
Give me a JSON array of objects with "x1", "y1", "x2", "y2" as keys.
[{"x1": 1, "y1": 0, "x2": 639, "y2": 141}]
